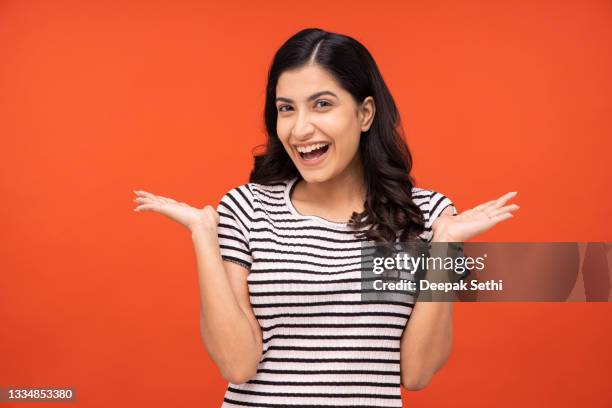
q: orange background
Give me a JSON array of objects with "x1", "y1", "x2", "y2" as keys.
[{"x1": 1, "y1": 0, "x2": 611, "y2": 406}]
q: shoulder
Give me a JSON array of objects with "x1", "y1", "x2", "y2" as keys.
[
  {"x1": 218, "y1": 184, "x2": 254, "y2": 212},
  {"x1": 411, "y1": 186, "x2": 433, "y2": 207},
  {"x1": 247, "y1": 180, "x2": 291, "y2": 204},
  {"x1": 218, "y1": 179, "x2": 292, "y2": 214},
  {"x1": 411, "y1": 186, "x2": 457, "y2": 227}
]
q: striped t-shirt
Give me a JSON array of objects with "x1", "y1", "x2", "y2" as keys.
[{"x1": 216, "y1": 177, "x2": 456, "y2": 408}]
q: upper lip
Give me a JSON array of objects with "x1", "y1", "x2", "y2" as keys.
[
  {"x1": 294, "y1": 142, "x2": 331, "y2": 154},
  {"x1": 292, "y1": 141, "x2": 330, "y2": 147}
]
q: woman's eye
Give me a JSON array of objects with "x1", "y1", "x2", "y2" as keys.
[
  {"x1": 277, "y1": 101, "x2": 331, "y2": 112},
  {"x1": 315, "y1": 100, "x2": 332, "y2": 109}
]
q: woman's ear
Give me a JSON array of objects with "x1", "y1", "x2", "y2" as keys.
[{"x1": 359, "y1": 96, "x2": 376, "y2": 132}]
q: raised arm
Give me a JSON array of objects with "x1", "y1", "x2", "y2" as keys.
[
  {"x1": 399, "y1": 206, "x2": 455, "y2": 391},
  {"x1": 400, "y1": 191, "x2": 519, "y2": 391},
  {"x1": 192, "y1": 227, "x2": 263, "y2": 384},
  {"x1": 133, "y1": 190, "x2": 262, "y2": 384}
]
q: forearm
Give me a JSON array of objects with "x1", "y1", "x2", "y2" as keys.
[
  {"x1": 400, "y1": 301, "x2": 453, "y2": 390},
  {"x1": 191, "y1": 228, "x2": 260, "y2": 381},
  {"x1": 400, "y1": 241, "x2": 455, "y2": 390}
]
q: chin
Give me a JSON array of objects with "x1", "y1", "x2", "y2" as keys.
[{"x1": 298, "y1": 168, "x2": 334, "y2": 184}]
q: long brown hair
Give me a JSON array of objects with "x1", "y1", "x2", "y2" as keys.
[{"x1": 250, "y1": 28, "x2": 426, "y2": 244}]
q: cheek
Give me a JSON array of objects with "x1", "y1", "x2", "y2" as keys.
[
  {"x1": 318, "y1": 111, "x2": 350, "y2": 135},
  {"x1": 276, "y1": 119, "x2": 292, "y2": 145},
  {"x1": 319, "y1": 112, "x2": 361, "y2": 155},
  {"x1": 335, "y1": 134, "x2": 361, "y2": 164}
]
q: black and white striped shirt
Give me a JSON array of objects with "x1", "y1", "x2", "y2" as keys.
[{"x1": 216, "y1": 177, "x2": 456, "y2": 408}]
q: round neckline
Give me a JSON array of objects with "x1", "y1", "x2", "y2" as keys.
[{"x1": 284, "y1": 177, "x2": 355, "y2": 230}]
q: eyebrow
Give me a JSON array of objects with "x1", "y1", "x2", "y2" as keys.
[{"x1": 275, "y1": 90, "x2": 338, "y2": 104}]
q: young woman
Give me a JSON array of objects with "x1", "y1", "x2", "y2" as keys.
[{"x1": 133, "y1": 28, "x2": 519, "y2": 407}]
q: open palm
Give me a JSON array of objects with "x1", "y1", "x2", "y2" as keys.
[
  {"x1": 133, "y1": 190, "x2": 219, "y2": 233},
  {"x1": 432, "y1": 192, "x2": 519, "y2": 242}
]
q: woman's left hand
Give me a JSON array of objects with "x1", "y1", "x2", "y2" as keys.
[{"x1": 432, "y1": 192, "x2": 519, "y2": 242}]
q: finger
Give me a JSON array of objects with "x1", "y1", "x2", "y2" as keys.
[
  {"x1": 134, "y1": 190, "x2": 177, "y2": 204},
  {"x1": 134, "y1": 190, "x2": 156, "y2": 199},
  {"x1": 490, "y1": 212, "x2": 513, "y2": 224},
  {"x1": 474, "y1": 192, "x2": 518, "y2": 211},
  {"x1": 156, "y1": 195, "x2": 178, "y2": 204},
  {"x1": 487, "y1": 204, "x2": 520, "y2": 219},
  {"x1": 493, "y1": 192, "x2": 518, "y2": 208},
  {"x1": 473, "y1": 200, "x2": 497, "y2": 212},
  {"x1": 133, "y1": 197, "x2": 154, "y2": 204},
  {"x1": 135, "y1": 191, "x2": 169, "y2": 204},
  {"x1": 134, "y1": 204, "x2": 161, "y2": 212}
]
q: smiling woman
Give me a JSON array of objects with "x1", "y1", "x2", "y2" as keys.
[{"x1": 133, "y1": 27, "x2": 519, "y2": 407}]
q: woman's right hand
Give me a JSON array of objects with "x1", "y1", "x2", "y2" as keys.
[{"x1": 133, "y1": 190, "x2": 220, "y2": 235}]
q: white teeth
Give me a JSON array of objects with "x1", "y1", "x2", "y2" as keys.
[{"x1": 296, "y1": 143, "x2": 329, "y2": 153}]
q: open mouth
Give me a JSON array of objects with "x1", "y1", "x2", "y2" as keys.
[{"x1": 296, "y1": 143, "x2": 330, "y2": 161}]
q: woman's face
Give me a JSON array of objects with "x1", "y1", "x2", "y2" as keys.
[{"x1": 275, "y1": 64, "x2": 375, "y2": 184}]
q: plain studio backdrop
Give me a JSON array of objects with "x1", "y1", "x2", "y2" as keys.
[{"x1": 0, "y1": 0, "x2": 610, "y2": 407}]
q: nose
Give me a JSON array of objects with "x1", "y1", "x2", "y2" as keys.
[{"x1": 290, "y1": 111, "x2": 315, "y2": 141}]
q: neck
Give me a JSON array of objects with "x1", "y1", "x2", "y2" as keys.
[{"x1": 297, "y1": 155, "x2": 366, "y2": 212}]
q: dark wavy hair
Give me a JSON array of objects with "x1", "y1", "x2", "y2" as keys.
[{"x1": 249, "y1": 28, "x2": 426, "y2": 244}]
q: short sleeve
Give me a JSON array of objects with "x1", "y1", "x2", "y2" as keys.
[
  {"x1": 428, "y1": 190, "x2": 457, "y2": 227},
  {"x1": 216, "y1": 185, "x2": 254, "y2": 270}
]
